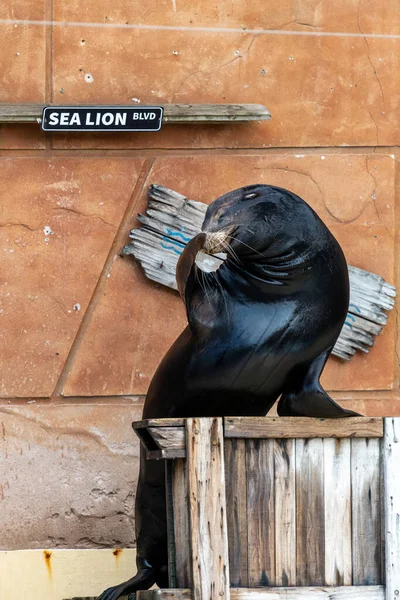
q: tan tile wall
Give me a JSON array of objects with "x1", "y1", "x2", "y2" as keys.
[{"x1": 0, "y1": 1, "x2": 399, "y2": 549}]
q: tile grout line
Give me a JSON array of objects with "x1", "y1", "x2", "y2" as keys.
[
  {"x1": 51, "y1": 157, "x2": 155, "y2": 397},
  {"x1": 1, "y1": 18, "x2": 400, "y2": 39},
  {"x1": 0, "y1": 147, "x2": 399, "y2": 158},
  {"x1": 0, "y1": 392, "x2": 398, "y2": 406},
  {"x1": 393, "y1": 156, "x2": 400, "y2": 389},
  {"x1": 44, "y1": 0, "x2": 54, "y2": 151}
]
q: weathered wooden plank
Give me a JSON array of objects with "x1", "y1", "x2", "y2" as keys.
[
  {"x1": 348, "y1": 266, "x2": 395, "y2": 324},
  {"x1": 225, "y1": 417, "x2": 383, "y2": 439},
  {"x1": 229, "y1": 589, "x2": 385, "y2": 600},
  {"x1": 166, "y1": 461, "x2": 178, "y2": 588},
  {"x1": 185, "y1": 417, "x2": 230, "y2": 600},
  {"x1": 133, "y1": 421, "x2": 186, "y2": 459},
  {"x1": 148, "y1": 426, "x2": 186, "y2": 458},
  {"x1": 295, "y1": 439, "x2": 325, "y2": 586},
  {"x1": 136, "y1": 593, "x2": 190, "y2": 600},
  {"x1": 0, "y1": 103, "x2": 271, "y2": 124},
  {"x1": 133, "y1": 418, "x2": 185, "y2": 430},
  {"x1": 274, "y1": 439, "x2": 296, "y2": 586},
  {"x1": 224, "y1": 438, "x2": 249, "y2": 587},
  {"x1": 163, "y1": 103, "x2": 271, "y2": 123},
  {"x1": 351, "y1": 438, "x2": 382, "y2": 585},
  {"x1": 171, "y1": 459, "x2": 192, "y2": 588},
  {"x1": 136, "y1": 586, "x2": 385, "y2": 600},
  {"x1": 246, "y1": 439, "x2": 275, "y2": 586},
  {"x1": 323, "y1": 439, "x2": 352, "y2": 585},
  {"x1": 383, "y1": 417, "x2": 400, "y2": 600}
]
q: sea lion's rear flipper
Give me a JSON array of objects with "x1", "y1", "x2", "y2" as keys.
[
  {"x1": 277, "y1": 349, "x2": 361, "y2": 418},
  {"x1": 96, "y1": 568, "x2": 156, "y2": 600}
]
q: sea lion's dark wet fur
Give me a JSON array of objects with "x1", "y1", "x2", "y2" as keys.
[{"x1": 97, "y1": 184, "x2": 359, "y2": 600}]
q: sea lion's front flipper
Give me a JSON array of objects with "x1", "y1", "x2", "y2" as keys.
[
  {"x1": 96, "y1": 568, "x2": 156, "y2": 600},
  {"x1": 278, "y1": 350, "x2": 361, "y2": 418},
  {"x1": 176, "y1": 232, "x2": 206, "y2": 300}
]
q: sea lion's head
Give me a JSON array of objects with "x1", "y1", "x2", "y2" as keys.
[
  {"x1": 201, "y1": 184, "x2": 326, "y2": 265},
  {"x1": 178, "y1": 184, "x2": 346, "y2": 301}
]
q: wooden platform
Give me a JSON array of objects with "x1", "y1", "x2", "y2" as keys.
[{"x1": 132, "y1": 416, "x2": 399, "y2": 600}]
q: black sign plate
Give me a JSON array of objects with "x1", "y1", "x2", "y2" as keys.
[{"x1": 41, "y1": 106, "x2": 163, "y2": 132}]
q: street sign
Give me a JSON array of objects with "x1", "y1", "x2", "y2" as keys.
[{"x1": 41, "y1": 106, "x2": 163, "y2": 132}]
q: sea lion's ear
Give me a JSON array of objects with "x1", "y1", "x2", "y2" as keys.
[{"x1": 176, "y1": 233, "x2": 206, "y2": 300}]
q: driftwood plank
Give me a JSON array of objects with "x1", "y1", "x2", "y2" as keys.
[
  {"x1": 225, "y1": 417, "x2": 383, "y2": 439},
  {"x1": 383, "y1": 417, "x2": 400, "y2": 600},
  {"x1": 224, "y1": 438, "x2": 249, "y2": 587},
  {"x1": 274, "y1": 439, "x2": 296, "y2": 586},
  {"x1": 171, "y1": 459, "x2": 192, "y2": 588},
  {"x1": 246, "y1": 439, "x2": 275, "y2": 586},
  {"x1": 295, "y1": 439, "x2": 325, "y2": 586},
  {"x1": 0, "y1": 103, "x2": 271, "y2": 123},
  {"x1": 185, "y1": 418, "x2": 230, "y2": 600},
  {"x1": 323, "y1": 439, "x2": 352, "y2": 585},
  {"x1": 136, "y1": 586, "x2": 385, "y2": 599},
  {"x1": 351, "y1": 438, "x2": 382, "y2": 585}
]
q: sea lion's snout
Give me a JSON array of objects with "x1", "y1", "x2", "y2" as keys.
[
  {"x1": 203, "y1": 228, "x2": 234, "y2": 255},
  {"x1": 204, "y1": 231, "x2": 227, "y2": 254}
]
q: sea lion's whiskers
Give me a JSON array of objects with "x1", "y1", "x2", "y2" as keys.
[
  {"x1": 226, "y1": 234, "x2": 265, "y2": 257},
  {"x1": 220, "y1": 239, "x2": 241, "y2": 265}
]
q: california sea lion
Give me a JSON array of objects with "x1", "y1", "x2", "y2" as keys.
[{"x1": 97, "y1": 184, "x2": 359, "y2": 600}]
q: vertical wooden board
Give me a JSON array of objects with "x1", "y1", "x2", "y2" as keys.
[
  {"x1": 171, "y1": 459, "x2": 192, "y2": 588},
  {"x1": 351, "y1": 438, "x2": 382, "y2": 585},
  {"x1": 323, "y1": 439, "x2": 352, "y2": 585},
  {"x1": 383, "y1": 418, "x2": 400, "y2": 600},
  {"x1": 166, "y1": 460, "x2": 177, "y2": 587},
  {"x1": 186, "y1": 418, "x2": 230, "y2": 600},
  {"x1": 274, "y1": 439, "x2": 296, "y2": 586},
  {"x1": 295, "y1": 439, "x2": 325, "y2": 586},
  {"x1": 246, "y1": 439, "x2": 275, "y2": 586},
  {"x1": 225, "y1": 438, "x2": 249, "y2": 587}
]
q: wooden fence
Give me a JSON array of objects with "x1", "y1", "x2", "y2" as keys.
[{"x1": 133, "y1": 416, "x2": 400, "y2": 600}]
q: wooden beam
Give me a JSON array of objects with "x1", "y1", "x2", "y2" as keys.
[
  {"x1": 133, "y1": 419, "x2": 186, "y2": 459},
  {"x1": 171, "y1": 459, "x2": 192, "y2": 588},
  {"x1": 246, "y1": 439, "x2": 276, "y2": 586},
  {"x1": 224, "y1": 438, "x2": 249, "y2": 586},
  {"x1": 0, "y1": 103, "x2": 271, "y2": 124},
  {"x1": 274, "y1": 439, "x2": 296, "y2": 586},
  {"x1": 186, "y1": 417, "x2": 230, "y2": 600},
  {"x1": 147, "y1": 426, "x2": 186, "y2": 459},
  {"x1": 133, "y1": 418, "x2": 185, "y2": 430},
  {"x1": 323, "y1": 438, "x2": 352, "y2": 585},
  {"x1": 351, "y1": 438, "x2": 382, "y2": 584},
  {"x1": 224, "y1": 417, "x2": 383, "y2": 439},
  {"x1": 136, "y1": 586, "x2": 385, "y2": 599},
  {"x1": 383, "y1": 417, "x2": 400, "y2": 600},
  {"x1": 295, "y1": 439, "x2": 325, "y2": 586}
]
